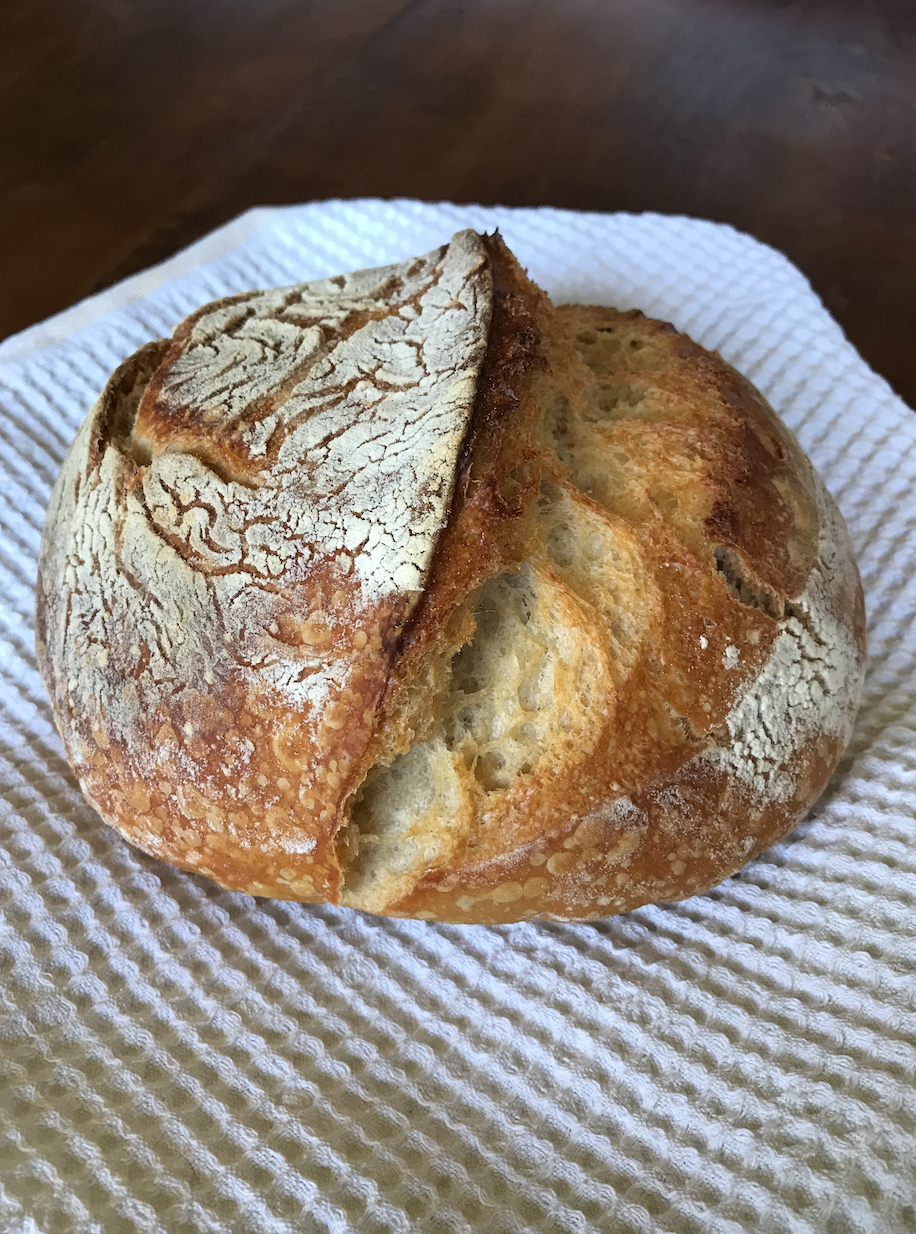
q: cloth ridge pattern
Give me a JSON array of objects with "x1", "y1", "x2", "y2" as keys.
[{"x1": 0, "y1": 199, "x2": 914, "y2": 1234}]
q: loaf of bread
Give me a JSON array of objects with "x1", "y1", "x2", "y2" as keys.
[{"x1": 36, "y1": 230, "x2": 866, "y2": 923}]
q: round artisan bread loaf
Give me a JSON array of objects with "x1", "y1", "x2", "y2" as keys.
[{"x1": 36, "y1": 230, "x2": 866, "y2": 923}]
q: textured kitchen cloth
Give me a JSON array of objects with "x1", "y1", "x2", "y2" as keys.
[{"x1": 0, "y1": 199, "x2": 914, "y2": 1234}]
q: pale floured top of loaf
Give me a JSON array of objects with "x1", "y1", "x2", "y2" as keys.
[
  {"x1": 36, "y1": 231, "x2": 494, "y2": 901},
  {"x1": 133, "y1": 230, "x2": 491, "y2": 603}
]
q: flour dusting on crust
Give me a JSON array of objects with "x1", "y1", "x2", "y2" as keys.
[
  {"x1": 37, "y1": 232, "x2": 493, "y2": 899},
  {"x1": 706, "y1": 475, "x2": 864, "y2": 802}
]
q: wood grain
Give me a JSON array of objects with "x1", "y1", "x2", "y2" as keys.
[{"x1": 2, "y1": 0, "x2": 915, "y2": 403}]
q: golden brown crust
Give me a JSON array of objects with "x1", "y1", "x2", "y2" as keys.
[
  {"x1": 36, "y1": 241, "x2": 866, "y2": 923},
  {"x1": 373, "y1": 305, "x2": 866, "y2": 922}
]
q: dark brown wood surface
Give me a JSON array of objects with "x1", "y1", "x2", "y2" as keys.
[{"x1": 3, "y1": 0, "x2": 915, "y2": 403}]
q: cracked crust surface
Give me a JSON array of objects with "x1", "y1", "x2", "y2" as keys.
[
  {"x1": 36, "y1": 237, "x2": 866, "y2": 921},
  {"x1": 36, "y1": 232, "x2": 494, "y2": 902}
]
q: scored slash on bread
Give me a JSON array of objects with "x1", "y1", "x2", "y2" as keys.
[{"x1": 35, "y1": 231, "x2": 866, "y2": 923}]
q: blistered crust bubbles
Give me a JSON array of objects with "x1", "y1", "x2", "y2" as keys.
[{"x1": 36, "y1": 232, "x2": 495, "y2": 901}]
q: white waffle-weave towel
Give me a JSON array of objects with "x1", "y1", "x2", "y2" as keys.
[{"x1": 0, "y1": 199, "x2": 914, "y2": 1234}]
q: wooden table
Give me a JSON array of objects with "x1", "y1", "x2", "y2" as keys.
[{"x1": 3, "y1": 0, "x2": 915, "y2": 404}]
